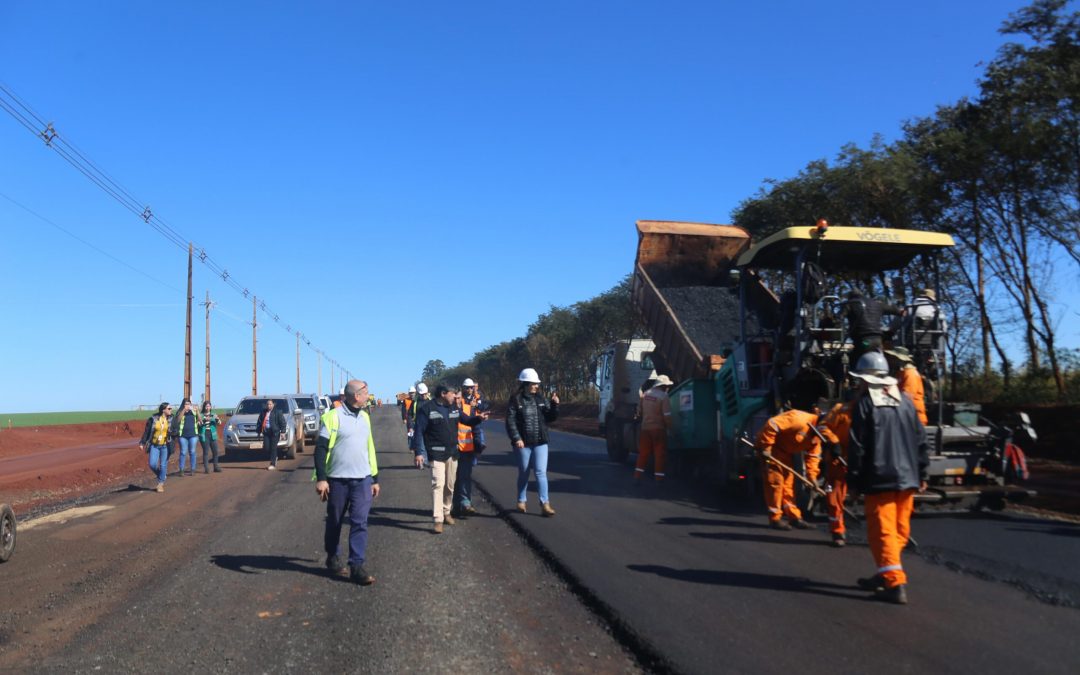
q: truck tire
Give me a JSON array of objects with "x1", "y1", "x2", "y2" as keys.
[
  {"x1": 0, "y1": 504, "x2": 16, "y2": 563},
  {"x1": 284, "y1": 432, "x2": 297, "y2": 460},
  {"x1": 605, "y1": 416, "x2": 628, "y2": 463}
]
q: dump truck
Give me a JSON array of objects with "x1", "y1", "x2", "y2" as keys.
[{"x1": 629, "y1": 219, "x2": 1034, "y2": 511}]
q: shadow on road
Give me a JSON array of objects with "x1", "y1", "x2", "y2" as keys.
[
  {"x1": 657, "y1": 516, "x2": 769, "y2": 529},
  {"x1": 689, "y1": 531, "x2": 829, "y2": 546},
  {"x1": 627, "y1": 564, "x2": 864, "y2": 599},
  {"x1": 367, "y1": 506, "x2": 436, "y2": 533},
  {"x1": 1005, "y1": 525, "x2": 1080, "y2": 538},
  {"x1": 210, "y1": 554, "x2": 323, "y2": 577}
]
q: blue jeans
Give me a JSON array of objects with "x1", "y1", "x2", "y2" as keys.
[
  {"x1": 177, "y1": 436, "x2": 198, "y2": 472},
  {"x1": 325, "y1": 477, "x2": 374, "y2": 567},
  {"x1": 454, "y1": 452, "x2": 476, "y2": 509},
  {"x1": 148, "y1": 444, "x2": 169, "y2": 483},
  {"x1": 516, "y1": 444, "x2": 550, "y2": 504}
]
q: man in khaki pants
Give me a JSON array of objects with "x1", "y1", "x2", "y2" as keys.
[{"x1": 413, "y1": 384, "x2": 488, "y2": 534}]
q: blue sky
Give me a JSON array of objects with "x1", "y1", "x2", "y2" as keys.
[{"x1": 1, "y1": 0, "x2": 1070, "y2": 413}]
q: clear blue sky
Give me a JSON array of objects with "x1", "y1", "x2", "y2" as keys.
[{"x1": 1, "y1": 0, "x2": 1070, "y2": 413}]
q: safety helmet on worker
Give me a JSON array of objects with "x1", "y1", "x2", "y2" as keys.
[
  {"x1": 462, "y1": 378, "x2": 476, "y2": 387},
  {"x1": 417, "y1": 383, "x2": 429, "y2": 395},
  {"x1": 408, "y1": 385, "x2": 416, "y2": 394},
  {"x1": 850, "y1": 351, "x2": 896, "y2": 385},
  {"x1": 518, "y1": 368, "x2": 541, "y2": 383},
  {"x1": 654, "y1": 374, "x2": 674, "y2": 387}
]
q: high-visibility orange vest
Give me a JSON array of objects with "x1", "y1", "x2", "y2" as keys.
[
  {"x1": 457, "y1": 399, "x2": 475, "y2": 453},
  {"x1": 405, "y1": 399, "x2": 414, "y2": 413}
]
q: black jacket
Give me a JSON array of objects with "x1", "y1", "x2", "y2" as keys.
[
  {"x1": 256, "y1": 408, "x2": 288, "y2": 437},
  {"x1": 414, "y1": 399, "x2": 484, "y2": 462},
  {"x1": 847, "y1": 389, "x2": 929, "y2": 494},
  {"x1": 843, "y1": 295, "x2": 901, "y2": 341},
  {"x1": 506, "y1": 392, "x2": 558, "y2": 447}
]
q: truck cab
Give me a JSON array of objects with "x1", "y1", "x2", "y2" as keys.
[{"x1": 595, "y1": 338, "x2": 656, "y2": 462}]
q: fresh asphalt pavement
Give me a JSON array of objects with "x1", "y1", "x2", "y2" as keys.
[
  {"x1": 4, "y1": 406, "x2": 1079, "y2": 674},
  {"x1": 471, "y1": 420, "x2": 1080, "y2": 675}
]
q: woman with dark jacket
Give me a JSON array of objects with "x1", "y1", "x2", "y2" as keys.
[
  {"x1": 170, "y1": 398, "x2": 199, "y2": 476},
  {"x1": 138, "y1": 402, "x2": 173, "y2": 492},
  {"x1": 505, "y1": 368, "x2": 560, "y2": 516}
]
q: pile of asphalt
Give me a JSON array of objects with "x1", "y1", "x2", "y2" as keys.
[{"x1": 658, "y1": 285, "x2": 757, "y2": 357}]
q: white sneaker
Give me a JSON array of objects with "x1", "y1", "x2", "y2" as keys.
[{"x1": 267, "y1": 465, "x2": 277, "y2": 471}]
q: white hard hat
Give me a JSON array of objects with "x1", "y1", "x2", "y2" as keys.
[
  {"x1": 408, "y1": 385, "x2": 416, "y2": 393},
  {"x1": 339, "y1": 388, "x2": 345, "y2": 396},
  {"x1": 518, "y1": 368, "x2": 541, "y2": 383},
  {"x1": 417, "y1": 383, "x2": 429, "y2": 395},
  {"x1": 850, "y1": 351, "x2": 897, "y2": 386},
  {"x1": 654, "y1": 374, "x2": 674, "y2": 387},
  {"x1": 462, "y1": 378, "x2": 476, "y2": 387}
]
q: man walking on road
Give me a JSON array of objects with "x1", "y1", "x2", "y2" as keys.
[
  {"x1": 256, "y1": 399, "x2": 287, "y2": 471},
  {"x1": 847, "y1": 351, "x2": 929, "y2": 605},
  {"x1": 453, "y1": 377, "x2": 485, "y2": 516},
  {"x1": 413, "y1": 384, "x2": 488, "y2": 534},
  {"x1": 314, "y1": 379, "x2": 379, "y2": 586},
  {"x1": 634, "y1": 374, "x2": 674, "y2": 484}
]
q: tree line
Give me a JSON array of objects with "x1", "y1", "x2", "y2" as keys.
[
  {"x1": 733, "y1": 0, "x2": 1080, "y2": 403},
  {"x1": 422, "y1": 0, "x2": 1079, "y2": 405}
]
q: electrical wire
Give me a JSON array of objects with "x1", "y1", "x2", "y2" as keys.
[{"x1": 0, "y1": 82, "x2": 349, "y2": 374}]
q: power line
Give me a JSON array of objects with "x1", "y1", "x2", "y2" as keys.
[{"x1": 0, "y1": 82, "x2": 351, "y2": 379}]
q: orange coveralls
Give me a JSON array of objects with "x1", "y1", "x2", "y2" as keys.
[
  {"x1": 822, "y1": 402, "x2": 853, "y2": 536},
  {"x1": 635, "y1": 386, "x2": 672, "y2": 481},
  {"x1": 896, "y1": 365, "x2": 927, "y2": 425},
  {"x1": 755, "y1": 409, "x2": 838, "y2": 523}
]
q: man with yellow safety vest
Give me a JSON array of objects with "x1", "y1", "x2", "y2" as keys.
[
  {"x1": 452, "y1": 377, "x2": 486, "y2": 516},
  {"x1": 314, "y1": 379, "x2": 379, "y2": 586}
]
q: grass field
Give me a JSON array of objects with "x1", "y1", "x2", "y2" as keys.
[{"x1": 0, "y1": 410, "x2": 231, "y2": 428}]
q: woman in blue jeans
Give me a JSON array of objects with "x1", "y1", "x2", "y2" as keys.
[
  {"x1": 505, "y1": 368, "x2": 560, "y2": 516},
  {"x1": 138, "y1": 402, "x2": 173, "y2": 492},
  {"x1": 170, "y1": 398, "x2": 199, "y2": 476}
]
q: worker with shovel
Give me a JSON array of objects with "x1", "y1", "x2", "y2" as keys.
[
  {"x1": 754, "y1": 402, "x2": 839, "y2": 531},
  {"x1": 847, "y1": 351, "x2": 929, "y2": 605}
]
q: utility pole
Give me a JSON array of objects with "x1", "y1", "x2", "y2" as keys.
[
  {"x1": 202, "y1": 291, "x2": 215, "y2": 403},
  {"x1": 330, "y1": 362, "x2": 335, "y2": 396},
  {"x1": 251, "y1": 295, "x2": 258, "y2": 396},
  {"x1": 317, "y1": 351, "x2": 322, "y2": 396},
  {"x1": 296, "y1": 332, "x2": 301, "y2": 393},
  {"x1": 184, "y1": 243, "x2": 193, "y2": 400}
]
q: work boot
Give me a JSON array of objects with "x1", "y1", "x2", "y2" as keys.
[
  {"x1": 790, "y1": 519, "x2": 812, "y2": 530},
  {"x1": 541, "y1": 502, "x2": 556, "y2": 517},
  {"x1": 516, "y1": 502, "x2": 527, "y2": 514},
  {"x1": 831, "y1": 533, "x2": 846, "y2": 548},
  {"x1": 462, "y1": 504, "x2": 477, "y2": 515},
  {"x1": 325, "y1": 554, "x2": 348, "y2": 577},
  {"x1": 433, "y1": 522, "x2": 444, "y2": 534},
  {"x1": 857, "y1": 574, "x2": 885, "y2": 591},
  {"x1": 350, "y1": 565, "x2": 375, "y2": 586},
  {"x1": 770, "y1": 520, "x2": 792, "y2": 531},
  {"x1": 445, "y1": 515, "x2": 457, "y2": 526},
  {"x1": 874, "y1": 584, "x2": 908, "y2": 605}
]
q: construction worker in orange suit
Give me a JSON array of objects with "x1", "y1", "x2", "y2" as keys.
[
  {"x1": 847, "y1": 351, "x2": 929, "y2": 605},
  {"x1": 755, "y1": 403, "x2": 838, "y2": 530},
  {"x1": 821, "y1": 396, "x2": 854, "y2": 547},
  {"x1": 634, "y1": 375, "x2": 674, "y2": 483},
  {"x1": 886, "y1": 347, "x2": 928, "y2": 425}
]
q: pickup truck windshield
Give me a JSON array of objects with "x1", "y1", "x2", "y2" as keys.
[{"x1": 234, "y1": 399, "x2": 290, "y2": 415}]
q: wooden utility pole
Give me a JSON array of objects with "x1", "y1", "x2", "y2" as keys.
[
  {"x1": 330, "y1": 362, "x2": 335, "y2": 396},
  {"x1": 202, "y1": 291, "x2": 215, "y2": 403},
  {"x1": 317, "y1": 351, "x2": 322, "y2": 396},
  {"x1": 251, "y1": 295, "x2": 258, "y2": 396},
  {"x1": 296, "y1": 332, "x2": 301, "y2": 393},
  {"x1": 184, "y1": 243, "x2": 193, "y2": 400}
]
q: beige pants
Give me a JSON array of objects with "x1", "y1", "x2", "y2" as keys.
[{"x1": 431, "y1": 457, "x2": 458, "y2": 523}]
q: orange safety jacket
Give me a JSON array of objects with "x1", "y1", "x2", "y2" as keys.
[
  {"x1": 457, "y1": 398, "x2": 476, "y2": 453},
  {"x1": 756, "y1": 409, "x2": 838, "y2": 457},
  {"x1": 896, "y1": 366, "x2": 927, "y2": 425},
  {"x1": 822, "y1": 402, "x2": 853, "y2": 454}
]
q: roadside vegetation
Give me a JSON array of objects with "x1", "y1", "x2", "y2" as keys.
[
  {"x1": 422, "y1": 0, "x2": 1079, "y2": 407},
  {"x1": 0, "y1": 409, "x2": 232, "y2": 428}
]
